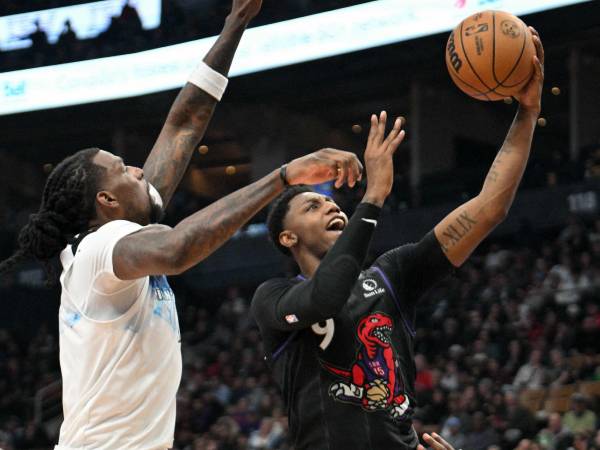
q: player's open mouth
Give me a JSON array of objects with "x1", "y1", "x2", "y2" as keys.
[
  {"x1": 326, "y1": 217, "x2": 346, "y2": 232},
  {"x1": 372, "y1": 325, "x2": 392, "y2": 344}
]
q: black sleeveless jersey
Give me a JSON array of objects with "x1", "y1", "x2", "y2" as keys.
[{"x1": 252, "y1": 232, "x2": 452, "y2": 450}]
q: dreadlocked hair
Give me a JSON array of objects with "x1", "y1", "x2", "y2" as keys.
[
  {"x1": 267, "y1": 185, "x2": 314, "y2": 256},
  {"x1": 0, "y1": 148, "x2": 105, "y2": 284}
]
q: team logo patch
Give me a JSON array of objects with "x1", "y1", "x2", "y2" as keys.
[
  {"x1": 362, "y1": 279, "x2": 378, "y2": 291},
  {"x1": 362, "y1": 278, "x2": 385, "y2": 298},
  {"x1": 320, "y1": 312, "x2": 410, "y2": 420},
  {"x1": 501, "y1": 20, "x2": 521, "y2": 38}
]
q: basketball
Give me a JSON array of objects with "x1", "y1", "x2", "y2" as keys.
[
  {"x1": 445, "y1": 10, "x2": 535, "y2": 101},
  {"x1": 366, "y1": 379, "x2": 389, "y2": 403}
]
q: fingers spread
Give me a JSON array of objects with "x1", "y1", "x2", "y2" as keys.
[
  {"x1": 389, "y1": 130, "x2": 406, "y2": 153},
  {"x1": 367, "y1": 114, "x2": 378, "y2": 146},
  {"x1": 383, "y1": 117, "x2": 402, "y2": 146},
  {"x1": 431, "y1": 433, "x2": 453, "y2": 450},
  {"x1": 348, "y1": 154, "x2": 363, "y2": 187},
  {"x1": 376, "y1": 111, "x2": 387, "y2": 145},
  {"x1": 532, "y1": 55, "x2": 543, "y2": 80},
  {"x1": 530, "y1": 30, "x2": 545, "y2": 66},
  {"x1": 334, "y1": 158, "x2": 348, "y2": 189}
]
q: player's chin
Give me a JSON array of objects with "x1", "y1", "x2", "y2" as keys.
[{"x1": 323, "y1": 232, "x2": 341, "y2": 251}]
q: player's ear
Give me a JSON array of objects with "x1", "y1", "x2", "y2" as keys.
[
  {"x1": 279, "y1": 230, "x2": 298, "y2": 250},
  {"x1": 96, "y1": 190, "x2": 120, "y2": 210}
]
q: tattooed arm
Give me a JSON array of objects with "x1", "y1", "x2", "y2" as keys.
[
  {"x1": 113, "y1": 149, "x2": 362, "y2": 280},
  {"x1": 434, "y1": 27, "x2": 544, "y2": 267},
  {"x1": 142, "y1": 0, "x2": 262, "y2": 208}
]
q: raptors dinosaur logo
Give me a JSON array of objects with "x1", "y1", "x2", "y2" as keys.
[{"x1": 321, "y1": 312, "x2": 409, "y2": 420}]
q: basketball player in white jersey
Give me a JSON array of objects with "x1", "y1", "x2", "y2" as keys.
[{"x1": 0, "y1": 0, "x2": 363, "y2": 448}]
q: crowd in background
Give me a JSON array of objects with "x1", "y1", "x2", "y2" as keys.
[
  {"x1": 0, "y1": 209, "x2": 599, "y2": 449},
  {"x1": 0, "y1": 0, "x2": 370, "y2": 72}
]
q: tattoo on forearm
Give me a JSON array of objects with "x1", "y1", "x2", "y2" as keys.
[
  {"x1": 143, "y1": 86, "x2": 217, "y2": 206},
  {"x1": 143, "y1": 19, "x2": 248, "y2": 208},
  {"x1": 486, "y1": 158, "x2": 502, "y2": 183},
  {"x1": 177, "y1": 173, "x2": 281, "y2": 267},
  {"x1": 440, "y1": 212, "x2": 477, "y2": 253}
]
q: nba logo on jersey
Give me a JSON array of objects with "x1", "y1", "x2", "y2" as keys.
[{"x1": 285, "y1": 314, "x2": 299, "y2": 324}]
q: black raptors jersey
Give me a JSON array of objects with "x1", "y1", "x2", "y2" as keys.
[{"x1": 252, "y1": 232, "x2": 452, "y2": 450}]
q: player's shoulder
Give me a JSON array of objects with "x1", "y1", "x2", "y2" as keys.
[
  {"x1": 252, "y1": 277, "x2": 296, "y2": 310},
  {"x1": 73, "y1": 220, "x2": 144, "y2": 258},
  {"x1": 96, "y1": 219, "x2": 144, "y2": 236},
  {"x1": 374, "y1": 231, "x2": 439, "y2": 266},
  {"x1": 253, "y1": 277, "x2": 295, "y2": 300}
]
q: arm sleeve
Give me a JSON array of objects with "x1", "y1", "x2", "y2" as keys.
[
  {"x1": 374, "y1": 231, "x2": 453, "y2": 312},
  {"x1": 252, "y1": 202, "x2": 381, "y2": 331}
]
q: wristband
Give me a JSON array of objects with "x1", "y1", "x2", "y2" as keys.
[
  {"x1": 188, "y1": 61, "x2": 229, "y2": 101},
  {"x1": 280, "y1": 164, "x2": 290, "y2": 186}
]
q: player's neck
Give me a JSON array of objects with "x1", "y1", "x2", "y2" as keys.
[{"x1": 295, "y1": 252, "x2": 321, "y2": 279}]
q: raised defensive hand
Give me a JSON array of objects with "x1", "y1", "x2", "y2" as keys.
[
  {"x1": 417, "y1": 432, "x2": 456, "y2": 450},
  {"x1": 513, "y1": 27, "x2": 544, "y2": 113},
  {"x1": 231, "y1": 0, "x2": 263, "y2": 22},
  {"x1": 362, "y1": 111, "x2": 406, "y2": 205},
  {"x1": 285, "y1": 148, "x2": 364, "y2": 188}
]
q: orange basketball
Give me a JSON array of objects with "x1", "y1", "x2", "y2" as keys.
[{"x1": 445, "y1": 10, "x2": 535, "y2": 101}]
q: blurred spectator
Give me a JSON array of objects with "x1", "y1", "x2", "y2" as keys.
[
  {"x1": 547, "y1": 348, "x2": 573, "y2": 387},
  {"x1": 56, "y1": 19, "x2": 77, "y2": 48},
  {"x1": 536, "y1": 412, "x2": 572, "y2": 450},
  {"x1": 463, "y1": 411, "x2": 499, "y2": 450},
  {"x1": 562, "y1": 394, "x2": 598, "y2": 435},
  {"x1": 440, "y1": 416, "x2": 467, "y2": 449},
  {"x1": 501, "y1": 390, "x2": 537, "y2": 444},
  {"x1": 415, "y1": 353, "x2": 434, "y2": 393},
  {"x1": 28, "y1": 20, "x2": 49, "y2": 50},
  {"x1": 513, "y1": 349, "x2": 547, "y2": 389}
]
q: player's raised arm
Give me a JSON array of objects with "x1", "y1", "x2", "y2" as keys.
[
  {"x1": 434, "y1": 27, "x2": 544, "y2": 267},
  {"x1": 252, "y1": 113, "x2": 405, "y2": 331},
  {"x1": 113, "y1": 148, "x2": 362, "y2": 280},
  {"x1": 142, "y1": 0, "x2": 262, "y2": 208}
]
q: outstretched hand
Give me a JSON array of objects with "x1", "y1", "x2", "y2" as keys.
[
  {"x1": 231, "y1": 0, "x2": 263, "y2": 23},
  {"x1": 417, "y1": 433, "x2": 456, "y2": 450},
  {"x1": 286, "y1": 148, "x2": 363, "y2": 188},
  {"x1": 362, "y1": 111, "x2": 406, "y2": 205},
  {"x1": 514, "y1": 27, "x2": 544, "y2": 113}
]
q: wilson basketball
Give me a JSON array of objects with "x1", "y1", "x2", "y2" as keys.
[{"x1": 445, "y1": 10, "x2": 535, "y2": 101}]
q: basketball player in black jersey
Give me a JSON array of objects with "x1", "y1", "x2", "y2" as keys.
[{"x1": 252, "y1": 28, "x2": 544, "y2": 450}]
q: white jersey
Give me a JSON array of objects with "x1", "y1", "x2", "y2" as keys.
[{"x1": 55, "y1": 220, "x2": 182, "y2": 450}]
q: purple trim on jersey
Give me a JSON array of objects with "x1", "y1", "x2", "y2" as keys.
[
  {"x1": 372, "y1": 266, "x2": 416, "y2": 337},
  {"x1": 272, "y1": 331, "x2": 298, "y2": 361}
]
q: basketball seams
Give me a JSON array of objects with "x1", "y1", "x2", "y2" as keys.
[
  {"x1": 448, "y1": 69, "x2": 493, "y2": 101},
  {"x1": 447, "y1": 10, "x2": 533, "y2": 101},
  {"x1": 491, "y1": 11, "x2": 502, "y2": 86},
  {"x1": 497, "y1": 19, "x2": 530, "y2": 88}
]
